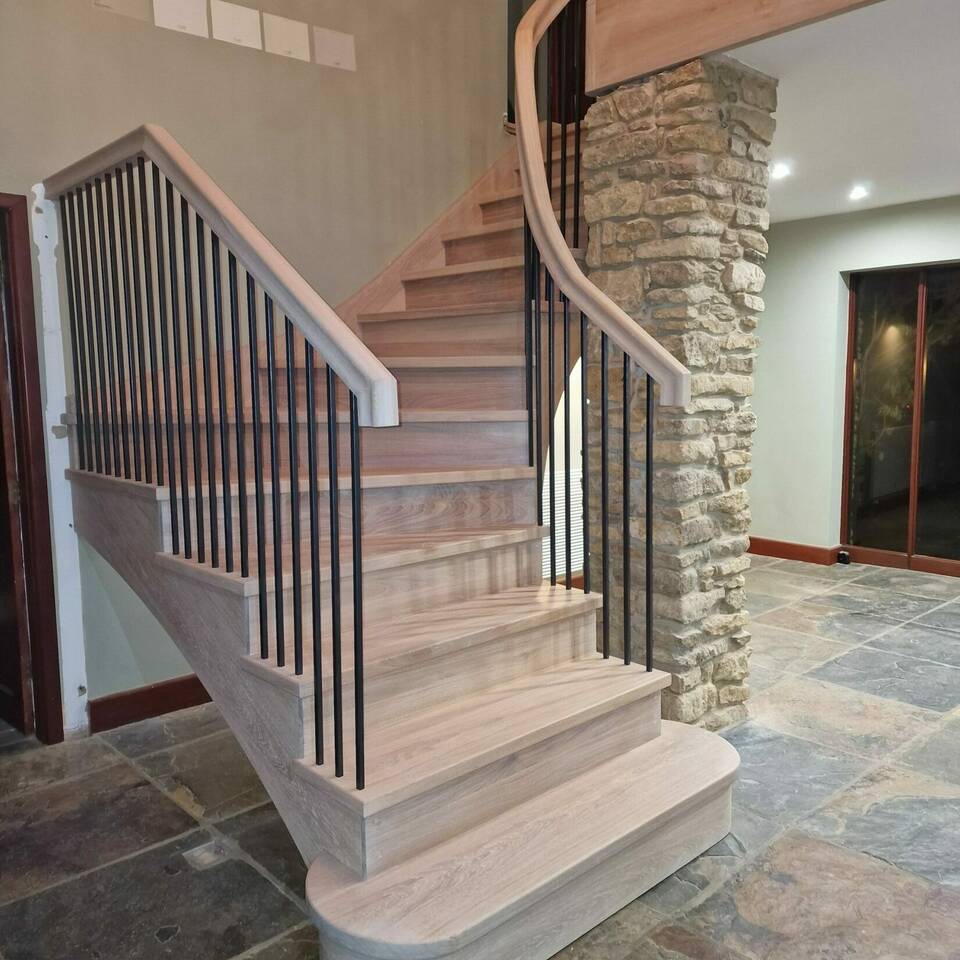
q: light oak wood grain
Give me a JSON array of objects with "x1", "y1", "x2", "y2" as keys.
[{"x1": 585, "y1": 0, "x2": 882, "y2": 93}]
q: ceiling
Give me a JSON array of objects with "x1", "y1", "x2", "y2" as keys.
[{"x1": 730, "y1": 0, "x2": 960, "y2": 223}]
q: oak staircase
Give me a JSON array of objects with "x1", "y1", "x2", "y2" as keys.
[{"x1": 46, "y1": 3, "x2": 738, "y2": 957}]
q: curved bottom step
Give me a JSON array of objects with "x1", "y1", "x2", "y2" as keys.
[{"x1": 307, "y1": 722, "x2": 739, "y2": 960}]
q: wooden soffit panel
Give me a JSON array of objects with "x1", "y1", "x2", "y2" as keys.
[{"x1": 585, "y1": 0, "x2": 884, "y2": 94}]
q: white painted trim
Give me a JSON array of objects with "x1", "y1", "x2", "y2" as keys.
[{"x1": 30, "y1": 186, "x2": 89, "y2": 735}]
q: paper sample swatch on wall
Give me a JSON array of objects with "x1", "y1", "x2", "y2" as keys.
[
  {"x1": 263, "y1": 13, "x2": 310, "y2": 62},
  {"x1": 211, "y1": 0, "x2": 262, "y2": 50},
  {"x1": 92, "y1": 0, "x2": 151, "y2": 22},
  {"x1": 313, "y1": 26, "x2": 356, "y2": 71},
  {"x1": 152, "y1": 0, "x2": 208, "y2": 37}
]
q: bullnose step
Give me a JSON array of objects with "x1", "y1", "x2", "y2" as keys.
[{"x1": 306, "y1": 722, "x2": 739, "y2": 960}]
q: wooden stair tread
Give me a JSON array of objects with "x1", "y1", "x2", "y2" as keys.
[
  {"x1": 307, "y1": 722, "x2": 739, "y2": 956},
  {"x1": 156, "y1": 524, "x2": 549, "y2": 596},
  {"x1": 295, "y1": 656, "x2": 670, "y2": 814},
  {"x1": 402, "y1": 257, "x2": 524, "y2": 283},
  {"x1": 358, "y1": 303, "x2": 525, "y2": 324},
  {"x1": 244, "y1": 583, "x2": 602, "y2": 693},
  {"x1": 262, "y1": 354, "x2": 525, "y2": 371}
]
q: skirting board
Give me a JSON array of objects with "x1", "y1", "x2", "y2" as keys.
[
  {"x1": 88, "y1": 674, "x2": 211, "y2": 733},
  {"x1": 748, "y1": 537, "x2": 840, "y2": 566}
]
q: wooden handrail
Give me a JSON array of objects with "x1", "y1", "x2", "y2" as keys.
[
  {"x1": 514, "y1": 1, "x2": 692, "y2": 407},
  {"x1": 44, "y1": 124, "x2": 399, "y2": 428}
]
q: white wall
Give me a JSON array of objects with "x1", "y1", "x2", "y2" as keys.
[{"x1": 752, "y1": 195, "x2": 960, "y2": 547}]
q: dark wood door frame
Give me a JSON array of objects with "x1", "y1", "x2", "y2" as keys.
[
  {"x1": 0, "y1": 193, "x2": 64, "y2": 742},
  {"x1": 840, "y1": 266, "x2": 960, "y2": 578}
]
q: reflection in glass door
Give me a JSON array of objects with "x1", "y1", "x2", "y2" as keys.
[{"x1": 844, "y1": 267, "x2": 960, "y2": 573}]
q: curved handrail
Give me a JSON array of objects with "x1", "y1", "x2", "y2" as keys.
[
  {"x1": 515, "y1": 1, "x2": 692, "y2": 407},
  {"x1": 44, "y1": 124, "x2": 398, "y2": 428}
]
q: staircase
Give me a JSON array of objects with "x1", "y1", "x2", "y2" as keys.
[{"x1": 45, "y1": 3, "x2": 738, "y2": 957}]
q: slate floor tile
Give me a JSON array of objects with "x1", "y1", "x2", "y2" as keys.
[
  {"x1": 853, "y1": 567, "x2": 960, "y2": 601},
  {"x1": 741, "y1": 592, "x2": 786, "y2": 615},
  {"x1": 755, "y1": 600, "x2": 896, "y2": 644},
  {"x1": 803, "y1": 764, "x2": 960, "y2": 888},
  {"x1": 0, "y1": 735, "x2": 119, "y2": 801},
  {"x1": 811, "y1": 646, "x2": 960, "y2": 713},
  {"x1": 743, "y1": 664, "x2": 780, "y2": 694},
  {"x1": 0, "y1": 761, "x2": 195, "y2": 905},
  {"x1": 0, "y1": 831, "x2": 304, "y2": 960},
  {"x1": 897, "y1": 712, "x2": 960, "y2": 787},
  {"x1": 240, "y1": 925, "x2": 319, "y2": 959},
  {"x1": 101, "y1": 702, "x2": 227, "y2": 759},
  {"x1": 218, "y1": 804, "x2": 306, "y2": 898},
  {"x1": 721, "y1": 722, "x2": 867, "y2": 822},
  {"x1": 681, "y1": 831, "x2": 960, "y2": 959},
  {"x1": 626, "y1": 924, "x2": 751, "y2": 960},
  {"x1": 744, "y1": 555, "x2": 782, "y2": 569},
  {"x1": 916, "y1": 600, "x2": 960, "y2": 635},
  {"x1": 640, "y1": 808, "x2": 779, "y2": 916},
  {"x1": 747, "y1": 622, "x2": 852, "y2": 675},
  {"x1": 749, "y1": 674, "x2": 939, "y2": 759},
  {"x1": 866, "y1": 622, "x2": 960, "y2": 668},
  {"x1": 136, "y1": 730, "x2": 268, "y2": 821},
  {"x1": 814, "y1": 583, "x2": 941, "y2": 621},
  {"x1": 552, "y1": 899, "x2": 663, "y2": 960},
  {"x1": 743, "y1": 569, "x2": 833, "y2": 602},
  {"x1": 761, "y1": 558, "x2": 869, "y2": 582}
]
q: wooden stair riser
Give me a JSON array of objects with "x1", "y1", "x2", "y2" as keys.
[
  {"x1": 359, "y1": 313, "x2": 525, "y2": 359},
  {"x1": 269, "y1": 364, "x2": 527, "y2": 413},
  {"x1": 298, "y1": 690, "x2": 662, "y2": 878},
  {"x1": 159, "y1": 476, "x2": 536, "y2": 555},
  {"x1": 248, "y1": 537, "x2": 544, "y2": 650},
  {"x1": 248, "y1": 605, "x2": 600, "y2": 748},
  {"x1": 403, "y1": 265, "x2": 524, "y2": 310},
  {"x1": 442, "y1": 217, "x2": 578, "y2": 267},
  {"x1": 481, "y1": 189, "x2": 565, "y2": 225}
]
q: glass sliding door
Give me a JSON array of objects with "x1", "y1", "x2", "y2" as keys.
[
  {"x1": 846, "y1": 270, "x2": 920, "y2": 555},
  {"x1": 915, "y1": 266, "x2": 960, "y2": 563},
  {"x1": 845, "y1": 266, "x2": 960, "y2": 573}
]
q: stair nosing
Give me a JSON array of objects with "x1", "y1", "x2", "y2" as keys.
[
  {"x1": 154, "y1": 524, "x2": 550, "y2": 597},
  {"x1": 307, "y1": 722, "x2": 739, "y2": 958},
  {"x1": 402, "y1": 257, "x2": 524, "y2": 283},
  {"x1": 358, "y1": 303, "x2": 526, "y2": 324},
  {"x1": 292, "y1": 657, "x2": 670, "y2": 817},
  {"x1": 240, "y1": 585, "x2": 603, "y2": 699}
]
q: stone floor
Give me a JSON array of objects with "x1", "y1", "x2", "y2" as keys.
[{"x1": 1, "y1": 557, "x2": 959, "y2": 959}]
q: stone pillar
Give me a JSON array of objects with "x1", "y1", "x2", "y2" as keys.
[{"x1": 582, "y1": 56, "x2": 777, "y2": 730}]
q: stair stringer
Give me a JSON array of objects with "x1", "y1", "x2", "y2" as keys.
[{"x1": 68, "y1": 469, "x2": 363, "y2": 871}]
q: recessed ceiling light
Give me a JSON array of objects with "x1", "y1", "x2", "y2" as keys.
[
  {"x1": 849, "y1": 184, "x2": 869, "y2": 201},
  {"x1": 770, "y1": 162, "x2": 792, "y2": 180}
]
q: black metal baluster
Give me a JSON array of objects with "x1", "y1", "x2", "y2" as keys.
[
  {"x1": 573, "y1": 0, "x2": 585, "y2": 250},
  {"x1": 581, "y1": 314, "x2": 590, "y2": 593},
  {"x1": 116, "y1": 168, "x2": 142, "y2": 482},
  {"x1": 137, "y1": 160, "x2": 163, "y2": 485},
  {"x1": 125, "y1": 163, "x2": 152, "y2": 484},
  {"x1": 91, "y1": 178, "x2": 120, "y2": 477},
  {"x1": 80, "y1": 183, "x2": 113, "y2": 475},
  {"x1": 327, "y1": 367, "x2": 344, "y2": 778},
  {"x1": 645, "y1": 374, "x2": 654, "y2": 671},
  {"x1": 228, "y1": 253, "x2": 249, "y2": 577},
  {"x1": 196, "y1": 216, "x2": 219, "y2": 566},
  {"x1": 563, "y1": 304, "x2": 571, "y2": 588},
  {"x1": 181, "y1": 200, "x2": 205, "y2": 563},
  {"x1": 152, "y1": 168, "x2": 179, "y2": 553},
  {"x1": 349, "y1": 393, "x2": 364, "y2": 791},
  {"x1": 210, "y1": 234, "x2": 232, "y2": 570},
  {"x1": 285, "y1": 319, "x2": 304, "y2": 675},
  {"x1": 559, "y1": 4, "x2": 569, "y2": 244},
  {"x1": 165, "y1": 180, "x2": 191, "y2": 559},
  {"x1": 60, "y1": 195, "x2": 87, "y2": 470},
  {"x1": 601, "y1": 332, "x2": 609, "y2": 657},
  {"x1": 622, "y1": 352, "x2": 631, "y2": 665},
  {"x1": 534, "y1": 246, "x2": 543, "y2": 526},
  {"x1": 76, "y1": 188, "x2": 105, "y2": 474},
  {"x1": 247, "y1": 277, "x2": 268, "y2": 657},
  {"x1": 304, "y1": 342, "x2": 323, "y2": 763},
  {"x1": 264, "y1": 296, "x2": 285, "y2": 665},
  {"x1": 524, "y1": 219, "x2": 535, "y2": 469},
  {"x1": 547, "y1": 273, "x2": 556, "y2": 584},
  {"x1": 103, "y1": 173, "x2": 131, "y2": 479}
]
